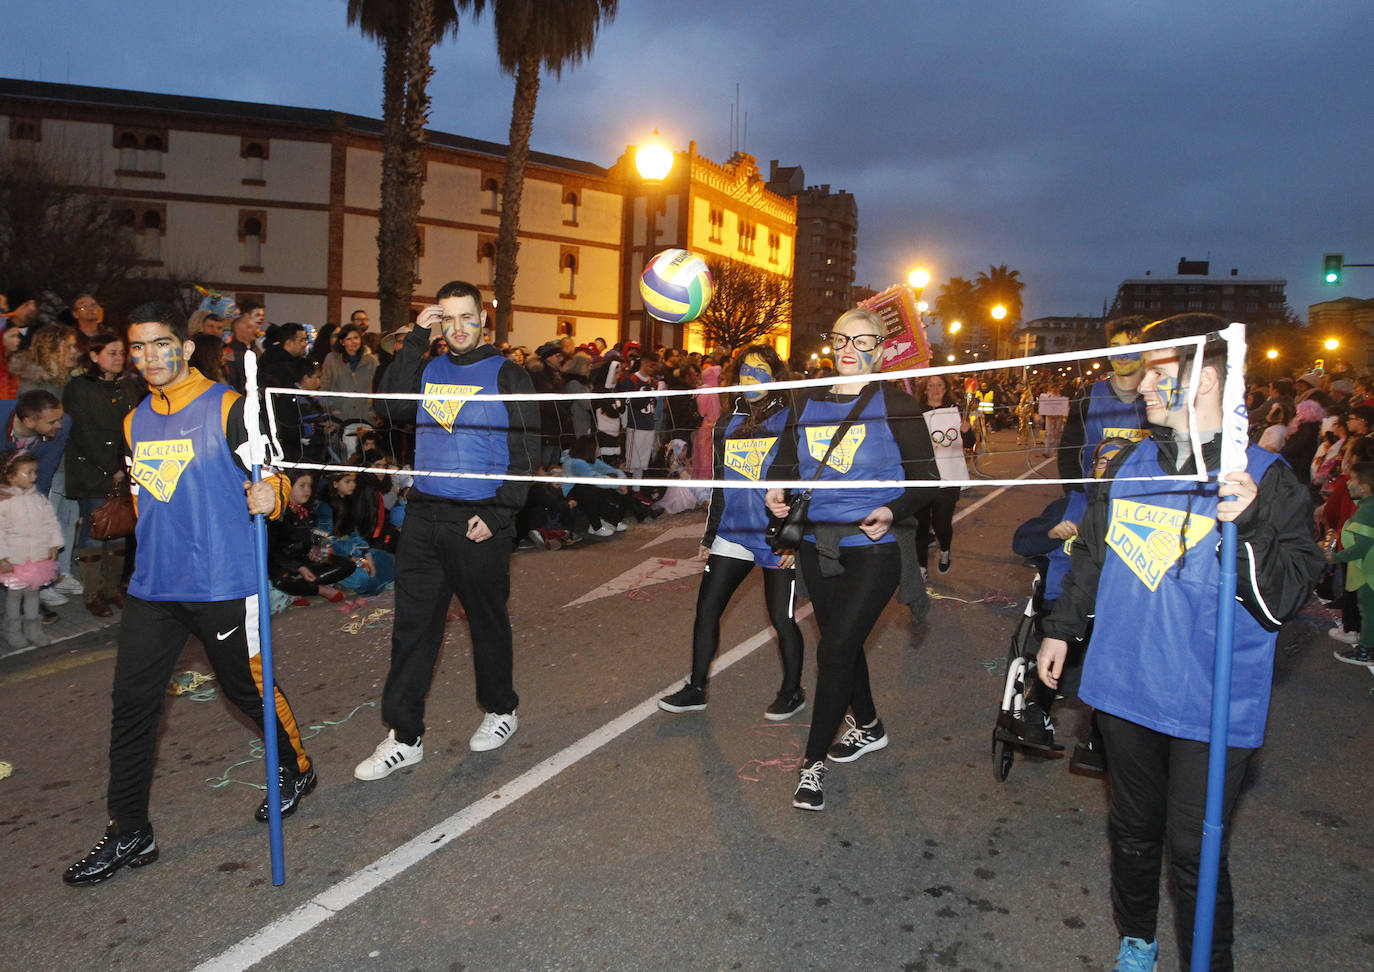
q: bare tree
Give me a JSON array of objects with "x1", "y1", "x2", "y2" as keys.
[
  {"x1": 0, "y1": 154, "x2": 208, "y2": 324},
  {"x1": 695, "y1": 259, "x2": 792, "y2": 353}
]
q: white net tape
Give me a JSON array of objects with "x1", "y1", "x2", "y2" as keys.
[{"x1": 256, "y1": 329, "x2": 1241, "y2": 492}]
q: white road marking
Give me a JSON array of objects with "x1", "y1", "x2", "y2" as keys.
[
  {"x1": 563, "y1": 556, "x2": 704, "y2": 607},
  {"x1": 953, "y1": 458, "x2": 1053, "y2": 523},
  {"x1": 638, "y1": 524, "x2": 703, "y2": 549},
  {"x1": 194, "y1": 602, "x2": 814, "y2": 972}
]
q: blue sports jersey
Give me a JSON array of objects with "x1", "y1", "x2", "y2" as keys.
[
  {"x1": 128, "y1": 383, "x2": 257, "y2": 601},
  {"x1": 415, "y1": 353, "x2": 509, "y2": 501},
  {"x1": 1078, "y1": 440, "x2": 1282, "y2": 747},
  {"x1": 796, "y1": 392, "x2": 905, "y2": 547},
  {"x1": 1080, "y1": 380, "x2": 1149, "y2": 475},
  {"x1": 717, "y1": 408, "x2": 787, "y2": 566}
]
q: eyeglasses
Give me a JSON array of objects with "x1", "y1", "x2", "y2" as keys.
[{"x1": 826, "y1": 332, "x2": 883, "y2": 352}]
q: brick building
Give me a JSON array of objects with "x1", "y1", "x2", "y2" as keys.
[
  {"x1": 1110, "y1": 258, "x2": 1287, "y2": 329},
  {"x1": 765, "y1": 161, "x2": 857, "y2": 350}
]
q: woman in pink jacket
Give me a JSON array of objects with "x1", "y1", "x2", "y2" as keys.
[{"x1": 0, "y1": 450, "x2": 65, "y2": 651}]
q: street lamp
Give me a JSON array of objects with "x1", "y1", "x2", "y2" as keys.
[
  {"x1": 1325, "y1": 338, "x2": 1340, "y2": 351},
  {"x1": 916, "y1": 300, "x2": 929, "y2": 313},
  {"x1": 634, "y1": 132, "x2": 675, "y2": 349},
  {"x1": 908, "y1": 267, "x2": 931, "y2": 290},
  {"x1": 948, "y1": 320, "x2": 962, "y2": 334},
  {"x1": 1265, "y1": 349, "x2": 1278, "y2": 360}
]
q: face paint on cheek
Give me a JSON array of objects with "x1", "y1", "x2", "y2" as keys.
[
  {"x1": 444, "y1": 321, "x2": 480, "y2": 349},
  {"x1": 164, "y1": 345, "x2": 183, "y2": 372},
  {"x1": 1110, "y1": 351, "x2": 1141, "y2": 376},
  {"x1": 1154, "y1": 373, "x2": 1186, "y2": 412},
  {"x1": 853, "y1": 347, "x2": 880, "y2": 372}
]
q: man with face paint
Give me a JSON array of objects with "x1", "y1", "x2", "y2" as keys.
[
  {"x1": 355, "y1": 280, "x2": 538, "y2": 781},
  {"x1": 1036, "y1": 314, "x2": 1323, "y2": 971},
  {"x1": 1056, "y1": 316, "x2": 1152, "y2": 491},
  {"x1": 64, "y1": 302, "x2": 315, "y2": 887}
]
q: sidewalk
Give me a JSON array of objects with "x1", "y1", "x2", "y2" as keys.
[{"x1": 0, "y1": 592, "x2": 121, "y2": 661}]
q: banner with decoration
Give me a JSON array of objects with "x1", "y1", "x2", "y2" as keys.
[{"x1": 857, "y1": 284, "x2": 932, "y2": 373}]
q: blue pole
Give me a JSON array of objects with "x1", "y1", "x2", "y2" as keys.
[
  {"x1": 245, "y1": 349, "x2": 286, "y2": 887},
  {"x1": 1191, "y1": 322, "x2": 1249, "y2": 970},
  {"x1": 1190, "y1": 506, "x2": 1238, "y2": 970}
]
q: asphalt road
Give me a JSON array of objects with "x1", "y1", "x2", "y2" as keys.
[{"x1": 1, "y1": 434, "x2": 1370, "y2": 972}]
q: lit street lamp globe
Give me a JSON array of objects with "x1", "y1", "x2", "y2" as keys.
[
  {"x1": 948, "y1": 320, "x2": 962, "y2": 334},
  {"x1": 1325, "y1": 338, "x2": 1340, "y2": 351},
  {"x1": 635, "y1": 136, "x2": 673, "y2": 182},
  {"x1": 1266, "y1": 349, "x2": 1278, "y2": 360},
  {"x1": 991, "y1": 304, "x2": 1008, "y2": 321},
  {"x1": 908, "y1": 268, "x2": 931, "y2": 290}
]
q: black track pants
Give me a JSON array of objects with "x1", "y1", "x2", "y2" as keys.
[
  {"x1": 108, "y1": 595, "x2": 311, "y2": 832},
  {"x1": 687, "y1": 554, "x2": 803, "y2": 694}
]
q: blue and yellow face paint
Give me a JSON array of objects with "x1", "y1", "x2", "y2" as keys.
[
  {"x1": 1108, "y1": 331, "x2": 1142, "y2": 377},
  {"x1": 738, "y1": 355, "x2": 772, "y2": 402},
  {"x1": 1153, "y1": 372, "x2": 1186, "y2": 412}
]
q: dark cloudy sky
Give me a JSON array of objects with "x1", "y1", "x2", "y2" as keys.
[{"x1": 9, "y1": 0, "x2": 1372, "y2": 323}]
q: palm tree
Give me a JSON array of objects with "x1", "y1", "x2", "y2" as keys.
[
  {"x1": 348, "y1": 0, "x2": 471, "y2": 334},
  {"x1": 935, "y1": 276, "x2": 980, "y2": 341},
  {"x1": 488, "y1": 0, "x2": 619, "y2": 344},
  {"x1": 974, "y1": 264, "x2": 1025, "y2": 322}
]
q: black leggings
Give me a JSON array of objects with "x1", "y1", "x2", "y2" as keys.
[
  {"x1": 915, "y1": 487, "x2": 960, "y2": 567},
  {"x1": 688, "y1": 554, "x2": 803, "y2": 694},
  {"x1": 800, "y1": 540, "x2": 900, "y2": 763},
  {"x1": 568, "y1": 484, "x2": 624, "y2": 529}
]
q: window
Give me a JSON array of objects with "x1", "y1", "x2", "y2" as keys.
[
  {"x1": 562, "y1": 190, "x2": 579, "y2": 226},
  {"x1": 8, "y1": 118, "x2": 40, "y2": 142},
  {"x1": 736, "y1": 218, "x2": 756, "y2": 255},
  {"x1": 560, "y1": 246, "x2": 579, "y2": 298},
  {"x1": 476, "y1": 236, "x2": 497, "y2": 285},
  {"x1": 113, "y1": 126, "x2": 167, "y2": 178},
  {"x1": 115, "y1": 204, "x2": 166, "y2": 264},
  {"x1": 242, "y1": 138, "x2": 268, "y2": 184},
  {"x1": 557, "y1": 318, "x2": 576, "y2": 338},
  {"x1": 239, "y1": 210, "x2": 266, "y2": 271},
  {"x1": 708, "y1": 207, "x2": 723, "y2": 244},
  {"x1": 768, "y1": 231, "x2": 780, "y2": 264},
  {"x1": 482, "y1": 178, "x2": 502, "y2": 215}
]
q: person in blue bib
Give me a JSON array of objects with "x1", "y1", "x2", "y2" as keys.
[
  {"x1": 658, "y1": 344, "x2": 807, "y2": 720},
  {"x1": 64, "y1": 302, "x2": 315, "y2": 887},
  {"x1": 1038, "y1": 314, "x2": 1323, "y2": 972},
  {"x1": 1057, "y1": 316, "x2": 1151, "y2": 490},
  {"x1": 354, "y1": 280, "x2": 538, "y2": 782},
  {"x1": 766, "y1": 308, "x2": 939, "y2": 812}
]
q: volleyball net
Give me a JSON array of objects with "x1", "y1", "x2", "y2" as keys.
[{"x1": 256, "y1": 324, "x2": 1248, "y2": 493}]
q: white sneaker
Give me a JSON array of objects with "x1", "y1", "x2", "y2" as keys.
[
  {"x1": 469, "y1": 712, "x2": 517, "y2": 752},
  {"x1": 589, "y1": 525, "x2": 615, "y2": 538},
  {"x1": 353, "y1": 730, "x2": 423, "y2": 781},
  {"x1": 1328, "y1": 626, "x2": 1360, "y2": 645},
  {"x1": 613, "y1": 521, "x2": 628, "y2": 532},
  {"x1": 53, "y1": 574, "x2": 84, "y2": 595},
  {"x1": 38, "y1": 587, "x2": 69, "y2": 607}
]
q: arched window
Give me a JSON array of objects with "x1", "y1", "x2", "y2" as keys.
[
  {"x1": 240, "y1": 214, "x2": 265, "y2": 269},
  {"x1": 482, "y1": 178, "x2": 501, "y2": 214},
  {"x1": 141, "y1": 134, "x2": 163, "y2": 173},
  {"x1": 562, "y1": 191, "x2": 579, "y2": 226},
  {"x1": 561, "y1": 252, "x2": 577, "y2": 297},
  {"x1": 478, "y1": 240, "x2": 496, "y2": 285},
  {"x1": 117, "y1": 131, "x2": 139, "y2": 171},
  {"x1": 137, "y1": 209, "x2": 163, "y2": 262},
  {"x1": 243, "y1": 141, "x2": 266, "y2": 182}
]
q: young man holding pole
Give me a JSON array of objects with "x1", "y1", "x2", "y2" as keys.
[
  {"x1": 63, "y1": 302, "x2": 314, "y2": 887},
  {"x1": 1038, "y1": 315, "x2": 1322, "y2": 970}
]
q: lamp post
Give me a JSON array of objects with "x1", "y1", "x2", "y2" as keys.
[
  {"x1": 990, "y1": 304, "x2": 1008, "y2": 362},
  {"x1": 1266, "y1": 347, "x2": 1278, "y2": 381},
  {"x1": 635, "y1": 133, "x2": 674, "y2": 350}
]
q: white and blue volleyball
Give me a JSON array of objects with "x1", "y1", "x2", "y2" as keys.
[{"x1": 639, "y1": 249, "x2": 714, "y2": 324}]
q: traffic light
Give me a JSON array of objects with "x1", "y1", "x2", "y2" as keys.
[{"x1": 1323, "y1": 253, "x2": 1344, "y2": 285}]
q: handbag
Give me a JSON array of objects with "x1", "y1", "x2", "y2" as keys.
[
  {"x1": 766, "y1": 384, "x2": 878, "y2": 552},
  {"x1": 90, "y1": 485, "x2": 136, "y2": 540}
]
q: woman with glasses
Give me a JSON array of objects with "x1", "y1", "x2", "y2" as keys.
[
  {"x1": 915, "y1": 373, "x2": 971, "y2": 576},
  {"x1": 766, "y1": 308, "x2": 938, "y2": 811},
  {"x1": 658, "y1": 344, "x2": 807, "y2": 720}
]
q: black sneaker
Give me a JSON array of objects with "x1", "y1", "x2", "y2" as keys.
[
  {"x1": 1070, "y1": 735, "x2": 1107, "y2": 775},
  {"x1": 255, "y1": 765, "x2": 318, "y2": 822},
  {"x1": 658, "y1": 683, "x2": 707, "y2": 713},
  {"x1": 40, "y1": 604, "x2": 58, "y2": 624},
  {"x1": 827, "y1": 715, "x2": 889, "y2": 763},
  {"x1": 764, "y1": 688, "x2": 806, "y2": 722},
  {"x1": 937, "y1": 549, "x2": 951, "y2": 574},
  {"x1": 792, "y1": 760, "x2": 826, "y2": 811},
  {"x1": 63, "y1": 822, "x2": 158, "y2": 886},
  {"x1": 1334, "y1": 644, "x2": 1374, "y2": 667}
]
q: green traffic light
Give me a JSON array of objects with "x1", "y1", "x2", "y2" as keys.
[
  {"x1": 1323, "y1": 253, "x2": 1343, "y2": 286},
  {"x1": 1326, "y1": 272, "x2": 1339, "y2": 283}
]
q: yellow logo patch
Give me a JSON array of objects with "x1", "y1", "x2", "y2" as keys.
[
  {"x1": 422, "y1": 383, "x2": 482, "y2": 433},
  {"x1": 804, "y1": 424, "x2": 867, "y2": 474},
  {"x1": 723, "y1": 437, "x2": 777, "y2": 481},
  {"x1": 1101, "y1": 426, "x2": 1148, "y2": 442},
  {"x1": 1106, "y1": 498, "x2": 1215, "y2": 591},
  {"x1": 130, "y1": 439, "x2": 195, "y2": 503}
]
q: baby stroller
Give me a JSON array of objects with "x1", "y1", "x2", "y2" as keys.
[{"x1": 991, "y1": 570, "x2": 1064, "y2": 781}]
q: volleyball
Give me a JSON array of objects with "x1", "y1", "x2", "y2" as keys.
[{"x1": 639, "y1": 249, "x2": 714, "y2": 324}]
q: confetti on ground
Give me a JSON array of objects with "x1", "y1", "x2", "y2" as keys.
[
  {"x1": 342, "y1": 607, "x2": 394, "y2": 635},
  {"x1": 168, "y1": 670, "x2": 217, "y2": 701},
  {"x1": 0, "y1": 760, "x2": 11, "y2": 781}
]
